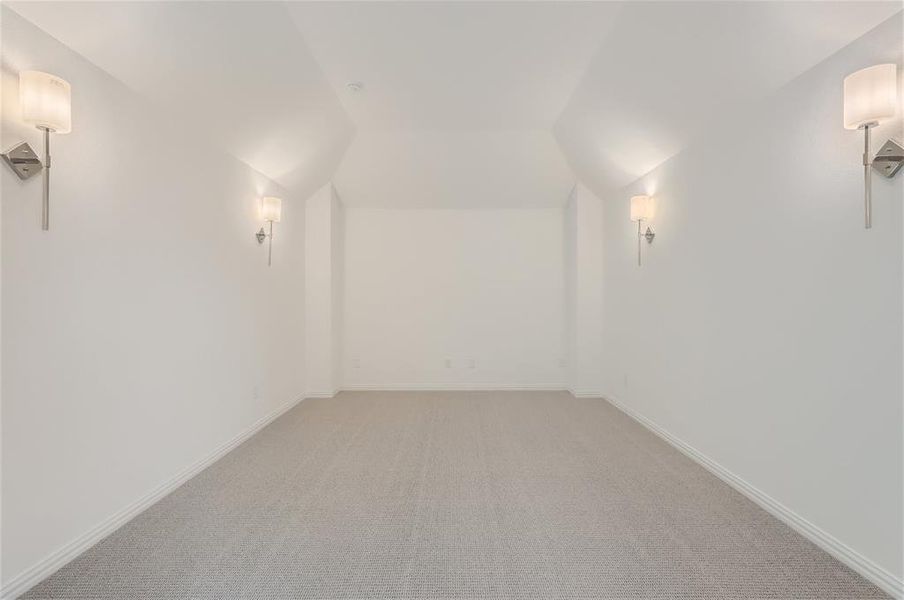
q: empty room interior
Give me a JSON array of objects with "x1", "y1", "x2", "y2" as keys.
[{"x1": 1, "y1": 1, "x2": 903, "y2": 598}]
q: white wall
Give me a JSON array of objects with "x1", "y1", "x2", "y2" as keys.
[
  {"x1": 304, "y1": 183, "x2": 343, "y2": 397},
  {"x1": 333, "y1": 131, "x2": 574, "y2": 209},
  {"x1": 565, "y1": 184, "x2": 604, "y2": 396},
  {"x1": 331, "y1": 186, "x2": 345, "y2": 391},
  {"x1": 343, "y1": 208, "x2": 566, "y2": 389},
  {"x1": 7, "y1": 1, "x2": 357, "y2": 200},
  {"x1": 600, "y1": 15, "x2": 902, "y2": 591},
  {"x1": 563, "y1": 188, "x2": 577, "y2": 389},
  {"x1": 1, "y1": 10, "x2": 306, "y2": 593}
]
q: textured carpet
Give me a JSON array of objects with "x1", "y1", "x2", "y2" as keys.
[{"x1": 22, "y1": 391, "x2": 888, "y2": 599}]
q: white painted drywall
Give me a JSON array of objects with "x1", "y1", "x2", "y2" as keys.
[
  {"x1": 7, "y1": 1, "x2": 355, "y2": 198},
  {"x1": 304, "y1": 183, "x2": 343, "y2": 396},
  {"x1": 554, "y1": 2, "x2": 902, "y2": 198},
  {"x1": 566, "y1": 184, "x2": 604, "y2": 396},
  {"x1": 333, "y1": 130, "x2": 574, "y2": 209},
  {"x1": 330, "y1": 186, "x2": 345, "y2": 389},
  {"x1": 600, "y1": 15, "x2": 903, "y2": 586},
  {"x1": 1, "y1": 9, "x2": 306, "y2": 589},
  {"x1": 563, "y1": 188, "x2": 578, "y2": 389},
  {"x1": 287, "y1": 2, "x2": 620, "y2": 131},
  {"x1": 343, "y1": 208, "x2": 566, "y2": 389}
]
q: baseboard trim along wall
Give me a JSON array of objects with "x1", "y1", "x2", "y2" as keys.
[
  {"x1": 568, "y1": 388, "x2": 604, "y2": 398},
  {"x1": 603, "y1": 394, "x2": 903, "y2": 599},
  {"x1": 305, "y1": 390, "x2": 340, "y2": 399},
  {"x1": 340, "y1": 384, "x2": 568, "y2": 392},
  {"x1": 1, "y1": 395, "x2": 307, "y2": 600}
]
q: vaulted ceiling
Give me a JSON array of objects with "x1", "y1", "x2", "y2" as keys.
[
  {"x1": 555, "y1": 1, "x2": 902, "y2": 197},
  {"x1": 5, "y1": 1, "x2": 355, "y2": 201},
  {"x1": 8, "y1": 1, "x2": 901, "y2": 207}
]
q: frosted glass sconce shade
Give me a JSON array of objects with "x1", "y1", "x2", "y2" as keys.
[
  {"x1": 261, "y1": 196, "x2": 282, "y2": 222},
  {"x1": 843, "y1": 64, "x2": 897, "y2": 130},
  {"x1": 20, "y1": 70, "x2": 71, "y2": 134},
  {"x1": 842, "y1": 64, "x2": 902, "y2": 229},
  {"x1": 630, "y1": 195, "x2": 654, "y2": 222}
]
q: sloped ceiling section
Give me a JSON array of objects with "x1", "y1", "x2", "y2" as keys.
[
  {"x1": 7, "y1": 1, "x2": 354, "y2": 201},
  {"x1": 336, "y1": 130, "x2": 572, "y2": 209},
  {"x1": 7, "y1": 1, "x2": 902, "y2": 207},
  {"x1": 555, "y1": 1, "x2": 903, "y2": 199},
  {"x1": 286, "y1": 1, "x2": 621, "y2": 208}
]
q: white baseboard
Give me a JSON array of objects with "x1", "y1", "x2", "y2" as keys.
[
  {"x1": 1, "y1": 395, "x2": 306, "y2": 600},
  {"x1": 568, "y1": 388, "x2": 603, "y2": 398},
  {"x1": 340, "y1": 383, "x2": 567, "y2": 392},
  {"x1": 603, "y1": 394, "x2": 903, "y2": 599},
  {"x1": 305, "y1": 390, "x2": 338, "y2": 398}
]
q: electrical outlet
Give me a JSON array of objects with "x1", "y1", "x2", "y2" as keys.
[
  {"x1": 468, "y1": 359, "x2": 476, "y2": 369},
  {"x1": 351, "y1": 358, "x2": 361, "y2": 369},
  {"x1": 623, "y1": 374, "x2": 629, "y2": 389},
  {"x1": 558, "y1": 358, "x2": 567, "y2": 368},
  {"x1": 444, "y1": 359, "x2": 453, "y2": 368}
]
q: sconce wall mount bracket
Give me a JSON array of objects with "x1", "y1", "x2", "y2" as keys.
[
  {"x1": 256, "y1": 221, "x2": 275, "y2": 266},
  {"x1": 872, "y1": 138, "x2": 904, "y2": 178},
  {"x1": 635, "y1": 222, "x2": 655, "y2": 266},
  {"x1": 1, "y1": 141, "x2": 43, "y2": 180}
]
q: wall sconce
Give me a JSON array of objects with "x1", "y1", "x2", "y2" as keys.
[
  {"x1": 255, "y1": 196, "x2": 282, "y2": 266},
  {"x1": 0, "y1": 71, "x2": 72, "y2": 231},
  {"x1": 630, "y1": 195, "x2": 655, "y2": 266},
  {"x1": 843, "y1": 63, "x2": 901, "y2": 229}
]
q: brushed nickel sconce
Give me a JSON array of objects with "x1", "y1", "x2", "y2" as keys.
[
  {"x1": 843, "y1": 64, "x2": 901, "y2": 229},
  {"x1": 630, "y1": 195, "x2": 655, "y2": 266},
  {"x1": 256, "y1": 196, "x2": 282, "y2": 266},
  {"x1": 1, "y1": 71, "x2": 72, "y2": 231}
]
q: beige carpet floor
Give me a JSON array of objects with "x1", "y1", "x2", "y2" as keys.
[{"x1": 22, "y1": 391, "x2": 889, "y2": 599}]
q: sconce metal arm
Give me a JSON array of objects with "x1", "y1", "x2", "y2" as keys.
[
  {"x1": 863, "y1": 123, "x2": 873, "y2": 229},
  {"x1": 256, "y1": 222, "x2": 274, "y2": 267},
  {"x1": 42, "y1": 127, "x2": 51, "y2": 231},
  {"x1": 636, "y1": 222, "x2": 655, "y2": 266},
  {"x1": 267, "y1": 221, "x2": 273, "y2": 266}
]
